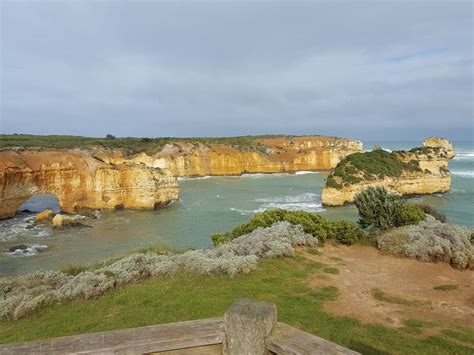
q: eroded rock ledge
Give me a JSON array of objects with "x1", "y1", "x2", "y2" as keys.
[
  {"x1": 92, "y1": 136, "x2": 363, "y2": 176},
  {"x1": 321, "y1": 138, "x2": 455, "y2": 206},
  {"x1": 0, "y1": 150, "x2": 179, "y2": 219}
]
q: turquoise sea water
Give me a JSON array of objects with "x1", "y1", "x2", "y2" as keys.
[{"x1": 1, "y1": 140, "x2": 472, "y2": 276}]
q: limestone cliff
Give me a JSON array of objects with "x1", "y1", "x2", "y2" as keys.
[
  {"x1": 94, "y1": 136, "x2": 363, "y2": 176},
  {"x1": 0, "y1": 150, "x2": 179, "y2": 219},
  {"x1": 321, "y1": 138, "x2": 455, "y2": 206}
]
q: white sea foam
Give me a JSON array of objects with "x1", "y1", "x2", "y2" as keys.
[
  {"x1": 451, "y1": 170, "x2": 474, "y2": 178},
  {"x1": 231, "y1": 193, "x2": 324, "y2": 215},
  {"x1": 294, "y1": 171, "x2": 319, "y2": 175},
  {"x1": 453, "y1": 152, "x2": 474, "y2": 161},
  {"x1": 6, "y1": 244, "x2": 48, "y2": 257},
  {"x1": 0, "y1": 214, "x2": 52, "y2": 242}
]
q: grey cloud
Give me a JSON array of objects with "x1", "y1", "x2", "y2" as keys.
[{"x1": 1, "y1": 1, "x2": 472, "y2": 141}]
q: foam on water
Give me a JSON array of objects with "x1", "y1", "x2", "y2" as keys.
[
  {"x1": 6, "y1": 244, "x2": 48, "y2": 257},
  {"x1": 0, "y1": 213, "x2": 52, "y2": 242},
  {"x1": 294, "y1": 171, "x2": 319, "y2": 175},
  {"x1": 451, "y1": 170, "x2": 474, "y2": 178},
  {"x1": 231, "y1": 192, "x2": 324, "y2": 215}
]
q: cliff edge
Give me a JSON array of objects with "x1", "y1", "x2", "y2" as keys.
[
  {"x1": 93, "y1": 136, "x2": 363, "y2": 176},
  {"x1": 0, "y1": 150, "x2": 179, "y2": 219},
  {"x1": 321, "y1": 138, "x2": 455, "y2": 206}
]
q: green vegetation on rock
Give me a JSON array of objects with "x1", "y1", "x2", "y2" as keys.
[
  {"x1": 0, "y1": 134, "x2": 278, "y2": 157},
  {"x1": 211, "y1": 209, "x2": 362, "y2": 246},
  {"x1": 326, "y1": 149, "x2": 422, "y2": 188}
]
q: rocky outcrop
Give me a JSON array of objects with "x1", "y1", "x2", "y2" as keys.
[
  {"x1": 0, "y1": 150, "x2": 179, "y2": 220},
  {"x1": 322, "y1": 138, "x2": 455, "y2": 206},
  {"x1": 35, "y1": 210, "x2": 56, "y2": 224},
  {"x1": 94, "y1": 136, "x2": 363, "y2": 176}
]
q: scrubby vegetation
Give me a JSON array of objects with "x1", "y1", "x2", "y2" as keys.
[
  {"x1": 0, "y1": 134, "x2": 285, "y2": 157},
  {"x1": 0, "y1": 222, "x2": 315, "y2": 319},
  {"x1": 326, "y1": 149, "x2": 422, "y2": 188},
  {"x1": 211, "y1": 209, "x2": 362, "y2": 246},
  {"x1": 1, "y1": 256, "x2": 472, "y2": 354},
  {"x1": 377, "y1": 216, "x2": 473, "y2": 269},
  {"x1": 354, "y1": 187, "x2": 426, "y2": 230}
]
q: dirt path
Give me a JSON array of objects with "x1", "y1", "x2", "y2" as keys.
[{"x1": 300, "y1": 244, "x2": 474, "y2": 329}]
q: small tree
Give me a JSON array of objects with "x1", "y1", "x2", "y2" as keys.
[
  {"x1": 105, "y1": 134, "x2": 116, "y2": 140},
  {"x1": 354, "y1": 186, "x2": 401, "y2": 230}
]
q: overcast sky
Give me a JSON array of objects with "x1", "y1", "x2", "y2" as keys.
[{"x1": 1, "y1": 1, "x2": 472, "y2": 141}]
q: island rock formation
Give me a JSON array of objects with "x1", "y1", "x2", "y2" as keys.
[
  {"x1": 0, "y1": 150, "x2": 179, "y2": 219},
  {"x1": 321, "y1": 138, "x2": 455, "y2": 206},
  {"x1": 93, "y1": 136, "x2": 363, "y2": 177}
]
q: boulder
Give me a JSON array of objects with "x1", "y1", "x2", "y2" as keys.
[
  {"x1": 36, "y1": 210, "x2": 56, "y2": 224},
  {"x1": 8, "y1": 245, "x2": 28, "y2": 253},
  {"x1": 52, "y1": 214, "x2": 86, "y2": 228}
]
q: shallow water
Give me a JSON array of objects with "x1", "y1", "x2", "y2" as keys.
[{"x1": 0, "y1": 140, "x2": 472, "y2": 276}]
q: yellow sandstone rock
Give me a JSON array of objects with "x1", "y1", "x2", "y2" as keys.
[
  {"x1": 0, "y1": 150, "x2": 179, "y2": 220},
  {"x1": 321, "y1": 138, "x2": 455, "y2": 206},
  {"x1": 94, "y1": 136, "x2": 363, "y2": 176},
  {"x1": 35, "y1": 210, "x2": 56, "y2": 224}
]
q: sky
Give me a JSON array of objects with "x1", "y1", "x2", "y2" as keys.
[{"x1": 1, "y1": 1, "x2": 473, "y2": 141}]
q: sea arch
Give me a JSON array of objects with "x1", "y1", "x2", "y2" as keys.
[{"x1": 0, "y1": 150, "x2": 179, "y2": 219}]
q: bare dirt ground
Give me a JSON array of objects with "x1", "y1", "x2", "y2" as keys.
[{"x1": 300, "y1": 244, "x2": 474, "y2": 329}]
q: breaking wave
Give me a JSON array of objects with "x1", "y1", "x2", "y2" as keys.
[
  {"x1": 451, "y1": 170, "x2": 474, "y2": 178},
  {"x1": 6, "y1": 244, "x2": 48, "y2": 257},
  {"x1": 0, "y1": 213, "x2": 52, "y2": 242},
  {"x1": 453, "y1": 152, "x2": 474, "y2": 161},
  {"x1": 231, "y1": 193, "x2": 324, "y2": 215}
]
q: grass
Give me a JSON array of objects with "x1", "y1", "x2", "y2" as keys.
[
  {"x1": 433, "y1": 284, "x2": 458, "y2": 291},
  {"x1": 1, "y1": 256, "x2": 472, "y2": 354},
  {"x1": 323, "y1": 267, "x2": 340, "y2": 275},
  {"x1": 0, "y1": 134, "x2": 291, "y2": 157},
  {"x1": 372, "y1": 288, "x2": 430, "y2": 307}
]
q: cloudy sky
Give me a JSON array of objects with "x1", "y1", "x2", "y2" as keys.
[{"x1": 1, "y1": 1, "x2": 472, "y2": 141}]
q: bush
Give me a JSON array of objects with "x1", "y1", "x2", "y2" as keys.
[
  {"x1": 415, "y1": 204, "x2": 448, "y2": 223},
  {"x1": 354, "y1": 187, "x2": 425, "y2": 230},
  {"x1": 0, "y1": 222, "x2": 315, "y2": 319},
  {"x1": 377, "y1": 216, "x2": 473, "y2": 269},
  {"x1": 395, "y1": 204, "x2": 426, "y2": 226},
  {"x1": 354, "y1": 187, "x2": 401, "y2": 230},
  {"x1": 211, "y1": 209, "x2": 362, "y2": 246}
]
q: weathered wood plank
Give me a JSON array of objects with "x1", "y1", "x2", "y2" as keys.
[
  {"x1": 265, "y1": 322, "x2": 359, "y2": 355},
  {"x1": 0, "y1": 317, "x2": 224, "y2": 354}
]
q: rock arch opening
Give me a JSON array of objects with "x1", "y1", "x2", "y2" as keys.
[{"x1": 17, "y1": 194, "x2": 61, "y2": 215}]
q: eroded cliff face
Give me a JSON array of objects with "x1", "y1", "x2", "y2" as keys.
[
  {"x1": 94, "y1": 136, "x2": 363, "y2": 176},
  {"x1": 0, "y1": 150, "x2": 179, "y2": 219},
  {"x1": 322, "y1": 138, "x2": 455, "y2": 206}
]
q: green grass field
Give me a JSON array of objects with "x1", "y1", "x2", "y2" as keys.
[
  {"x1": 0, "y1": 134, "x2": 287, "y2": 156},
  {"x1": 1, "y1": 256, "x2": 472, "y2": 354}
]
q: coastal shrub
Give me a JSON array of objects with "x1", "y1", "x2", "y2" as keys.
[
  {"x1": 0, "y1": 222, "x2": 315, "y2": 319},
  {"x1": 354, "y1": 187, "x2": 425, "y2": 230},
  {"x1": 377, "y1": 216, "x2": 473, "y2": 269},
  {"x1": 211, "y1": 209, "x2": 362, "y2": 246},
  {"x1": 354, "y1": 187, "x2": 401, "y2": 230},
  {"x1": 395, "y1": 204, "x2": 426, "y2": 226},
  {"x1": 415, "y1": 204, "x2": 448, "y2": 223}
]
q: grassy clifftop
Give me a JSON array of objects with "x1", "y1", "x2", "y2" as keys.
[
  {"x1": 0, "y1": 134, "x2": 278, "y2": 156},
  {"x1": 325, "y1": 149, "x2": 422, "y2": 189}
]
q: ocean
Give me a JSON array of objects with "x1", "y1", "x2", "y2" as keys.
[{"x1": 1, "y1": 140, "x2": 472, "y2": 276}]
